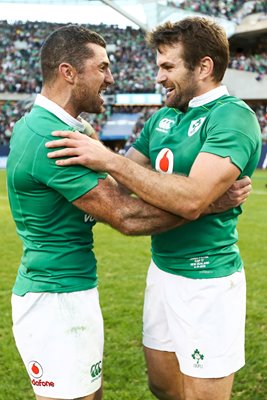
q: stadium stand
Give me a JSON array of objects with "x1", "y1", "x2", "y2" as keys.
[
  {"x1": 0, "y1": 7, "x2": 266, "y2": 163},
  {"x1": 167, "y1": 0, "x2": 267, "y2": 23}
]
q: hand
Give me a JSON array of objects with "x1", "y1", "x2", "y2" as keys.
[
  {"x1": 211, "y1": 176, "x2": 252, "y2": 212},
  {"x1": 45, "y1": 130, "x2": 114, "y2": 170}
]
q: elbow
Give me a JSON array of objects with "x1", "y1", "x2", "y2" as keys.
[
  {"x1": 179, "y1": 201, "x2": 204, "y2": 221},
  {"x1": 116, "y1": 219, "x2": 132, "y2": 236},
  {"x1": 117, "y1": 219, "x2": 141, "y2": 236},
  {"x1": 111, "y1": 213, "x2": 139, "y2": 236}
]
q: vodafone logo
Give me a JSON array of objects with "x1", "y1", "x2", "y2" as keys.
[
  {"x1": 28, "y1": 361, "x2": 55, "y2": 388},
  {"x1": 155, "y1": 148, "x2": 174, "y2": 174},
  {"x1": 28, "y1": 361, "x2": 43, "y2": 379}
]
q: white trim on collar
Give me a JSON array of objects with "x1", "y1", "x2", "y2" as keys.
[
  {"x1": 188, "y1": 86, "x2": 229, "y2": 108},
  {"x1": 34, "y1": 94, "x2": 85, "y2": 132}
]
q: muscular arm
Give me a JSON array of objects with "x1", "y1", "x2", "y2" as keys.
[
  {"x1": 124, "y1": 147, "x2": 249, "y2": 216},
  {"x1": 73, "y1": 175, "x2": 185, "y2": 236},
  {"x1": 107, "y1": 150, "x2": 240, "y2": 220},
  {"x1": 46, "y1": 131, "x2": 251, "y2": 219}
]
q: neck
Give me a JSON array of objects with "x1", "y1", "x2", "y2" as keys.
[{"x1": 41, "y1": 85, "x2": 77, "y2": 118}]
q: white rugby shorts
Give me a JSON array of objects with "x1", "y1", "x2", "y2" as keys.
[
  {"x1": 12, "y1": 288, "x2": 104, "y2": 399},
  {"x1": 143, "y1": 260, "x2": 246, "y2": 378}
]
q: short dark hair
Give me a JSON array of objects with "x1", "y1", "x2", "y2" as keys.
[
  {"x1": 41, "y1": 24, "x2": 106, "y2": 83},
  {"x1": 146, "y1": 17, "x2": 229, "y2": 82}
]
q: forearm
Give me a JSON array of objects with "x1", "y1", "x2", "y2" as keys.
[
  {"x1": 73, "y1": 178, "x2": 186, "y2": 236},
  {"x1": 105, "y1": 154, "x2": 200, "y2": 219},
  {"x1": 46, "y1": 131, "x2": 243, "y2": 218},
  {"x1": 114, "y1": 195, "x2": 187, "y2": 236},
  {"x1": 105, "y1": 152, "x2": 241, "y2": 219}
]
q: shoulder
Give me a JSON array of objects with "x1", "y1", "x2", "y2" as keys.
[
  {"x1": 144, "y1": 107, "x2": 180, "y2": 131},
  {"x1": 212, "y1": 96, "x2": 255, "y2": 118}
]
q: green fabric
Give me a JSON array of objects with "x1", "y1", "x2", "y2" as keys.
[
  {"x1": 133, "y1": 95, "x2": 262, "y2": 278},
  {"x1": 7, "y1": 105, "x2": 107, "y2": 295}
]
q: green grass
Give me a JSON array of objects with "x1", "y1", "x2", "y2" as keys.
[{"x1": 0, "y1": 169, "x2": 266, "y2": 399}]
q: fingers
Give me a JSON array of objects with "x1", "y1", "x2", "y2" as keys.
[
  {"x1": 239, "y1": 175, "x2": 251, "y2": 187},
  {"x1": 51, "y1": 130, "x2": 86, "y2": 139},
  {"x1": 45, "y1": 138, "x2": 78, "y2": 149},
  {"x1": 228, "y1": 176, "x2": 252, "y2": 200},
  {"x1": 54, "y1": 157, "x2": 82, "y2": 166},
  {"x1": 229, "y1": 176, "x2": 251, "y2": 190},
  {"x1": 228, "y1": 185, "x2": 252, "y2": 199},
  {"x1": 45, "y1": 130, "x2": 95, "y2": 167},
  {"x1": 47, "y1": 147, "x2": 79, "y2": 159}
]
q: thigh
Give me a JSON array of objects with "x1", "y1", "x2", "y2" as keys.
[
  {"x1": 183, "y1": 373, "x2": 234, "y2": 400},
  {"x1": 144, "y1": 347, "x2": 184, "y2": 400},
  {"x1": 12, "y1": 289, "x2": 104, "y2": 400},
  {"x1": 144, "y1": 347, "x2": 234, "y2": 400}
]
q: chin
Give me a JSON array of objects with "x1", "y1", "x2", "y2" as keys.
[
  {"x1": 165, "y1": 99, "x2": 178, "y2": 108},
  {"x1": 87, "y1": 104, "x2": 103, "y2": 114}
]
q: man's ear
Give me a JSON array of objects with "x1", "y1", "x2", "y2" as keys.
[
  {"x1": 199, "y1": 56, "x2": 214, "y2": 81},
  {"x1": 58, "y1": 63, "x2": 76, "y2": 84}
]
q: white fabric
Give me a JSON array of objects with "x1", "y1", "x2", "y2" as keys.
[
  {"x1": 35, "y1": 94, "x2": 85, "y2": 131},
  {"x1": 12, "y1": 288, "x2": 103, "y2": 398},
  {"x1": 143, "y1": 260, "x2": 246, "y2": 378},
  {"x1": 188, "y1": 85, "x2": 229, "y2": 108}
]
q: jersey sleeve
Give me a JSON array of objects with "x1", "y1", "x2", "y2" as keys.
[
  {"x1": 132, "y1": 117, "x2": 151, "y2": 158},
  {"x1": 34, "y1": 139, "x2": 107, "y2": 202},
  {"x1": 201, "y1": 103, "x2": 262, "y2": 172}
]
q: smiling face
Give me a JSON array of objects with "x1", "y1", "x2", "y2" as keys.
[
  {"x1": 156, "y1": 43, "x2": 200, "y2": 112},
  {"x1": 73, "y1": 43, "x2": 114, "y2": 115}
]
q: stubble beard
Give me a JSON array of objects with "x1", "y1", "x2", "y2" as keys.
[
  {"x1": 167, "y1": 81, "x2": 198, "y2": 112},
  {"x1": 74, "y1": 83, "x2": 103, "y2": 114}
]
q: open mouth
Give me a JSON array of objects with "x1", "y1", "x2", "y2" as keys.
[
  {"x1": 98, "y1": 89, "x2": 106, "y2": 104},
  {"x1": 165, "y1": 87, "x2": 175, "y2": 97}
]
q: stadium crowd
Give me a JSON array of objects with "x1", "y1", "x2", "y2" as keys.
[
  {"x1": 229, "y1": 51, "x2": 267, "y2": 79},
  {"x1": 0, "y1": 20, "x2": 267, "y2": 95},
  {"x1": 167, "y1": 0, "x2": 267, "y2": 23},
  {"x1": 1, "y1": 102, "x2": 266, "y2": 147},
  {"x1": 0, "y1": 20, "x2": 157, "y2": 95},
  {"x1": 0, "y1": 19, "x2": 266, "y2": 146}
]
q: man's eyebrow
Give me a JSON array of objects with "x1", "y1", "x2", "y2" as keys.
[
  {"x1": 158, "y1": 61, "x2": 175, "y2": 68},
  {"x1": 98, "y1": 61, "x2": 110, "y2": 68}
]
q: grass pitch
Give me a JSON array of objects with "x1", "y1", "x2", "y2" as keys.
[{"x1": 0, "y1": 169, "x2": 266, "y2": 399}]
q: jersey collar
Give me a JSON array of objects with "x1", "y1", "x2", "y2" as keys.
[
  {"x1": 34, "y1": 94, "x2": 85, "y2": 132},
  {"x1": 188, "y1": 86, "x2": 229, "y2": 108}
]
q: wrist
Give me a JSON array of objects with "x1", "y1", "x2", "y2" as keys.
[{"x1": 106, "y1": 152, "x2": 127, "y2": 176}]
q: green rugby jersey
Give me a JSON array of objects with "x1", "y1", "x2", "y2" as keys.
[
  {"x1": 7, "y1": 96, "x2": 107, "y2": 295},
  {"x1": 133, "y1": 87, "x2": 262, "y2": 278}
]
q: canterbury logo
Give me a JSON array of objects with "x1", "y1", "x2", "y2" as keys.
[
  {"x1": 156, "y1": 118, "x2": 175, "y2": 132},
  {"x1": 90, "y1": 361, "x2": 102, "y2": 378}
]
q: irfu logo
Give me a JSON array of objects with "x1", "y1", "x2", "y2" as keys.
[
  {"x1": 191, "y1": 349, "x2": 204, "y2": 365},
  {"x1": 90, "y1": 361, "x2": 102, "y2": 378},
  {"x1": 188, "y1": 117, "x2": 206, "y2": 137}
]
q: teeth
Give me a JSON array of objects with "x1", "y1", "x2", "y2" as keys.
[{"x1": 164, "y1": 88, "x2": 173, "y2": 94}]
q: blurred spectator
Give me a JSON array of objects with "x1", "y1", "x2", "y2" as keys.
[
  {"x1": 0, "y1": 20, "x2": 158, "y2": 95},
  {"x1": 0, "y1": 20, "x2": 266, "y2": 146},
  {"x1": 167, "y1": 0, "x2": 267, "y2": 23},
  {"x1": 0, "y1": 100, "x2": 27, "y2": 145},
  {"x1": 0, "y1": 20, "x2": 267, "y2": 96},
  {"x1": 0, "y1": 101, "x2": 266, "y2": 147}
]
